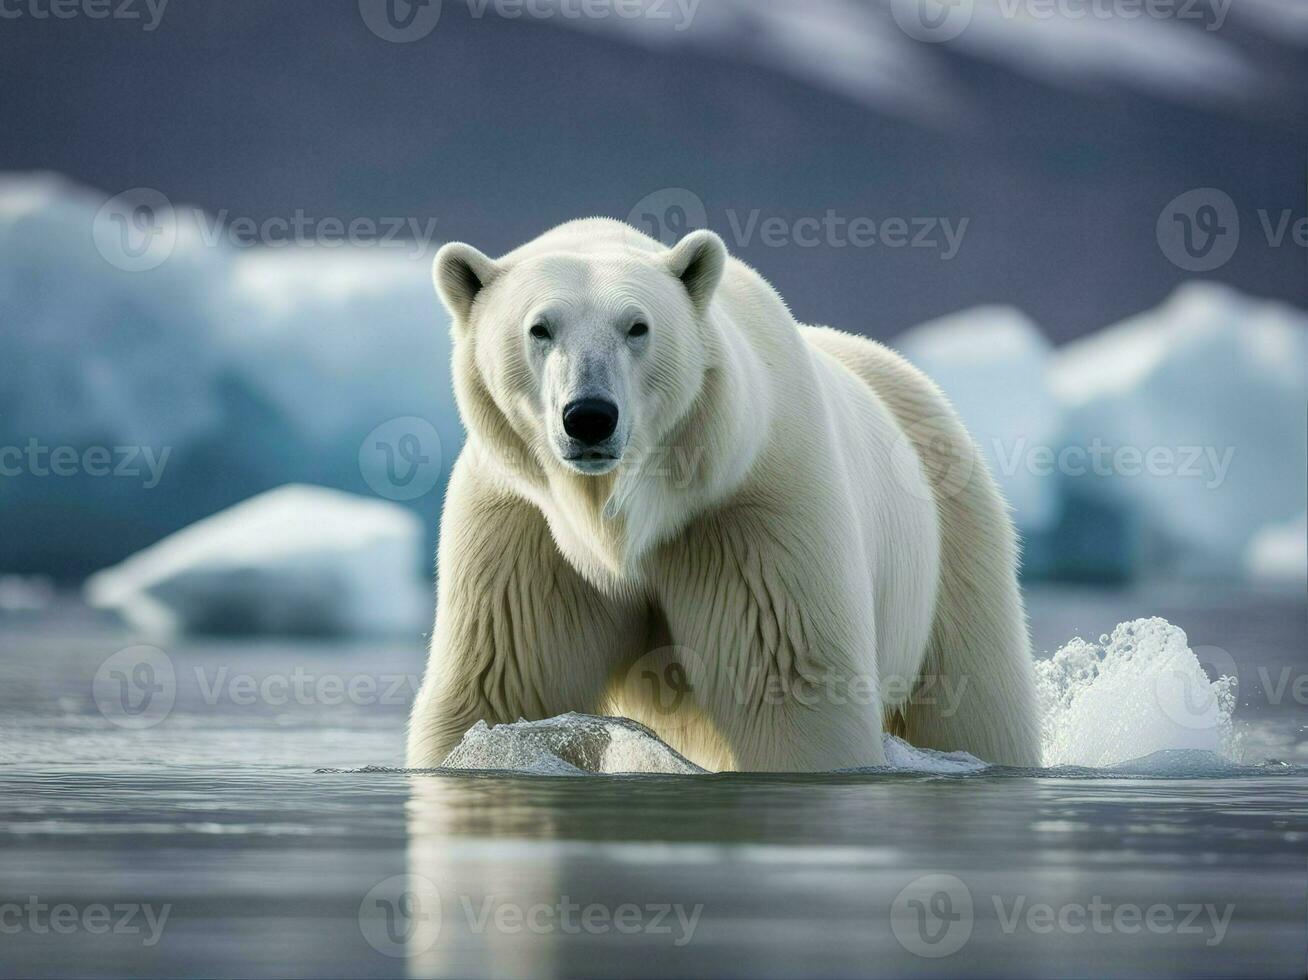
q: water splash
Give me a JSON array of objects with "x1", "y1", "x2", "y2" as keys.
[{"x1": 1036, "y1": 617, "x2": 1238, "y2": 768}]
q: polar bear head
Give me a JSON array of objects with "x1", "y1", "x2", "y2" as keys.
[{"x1": 433, "y1": 222, "x2": 727, "y2": 484}]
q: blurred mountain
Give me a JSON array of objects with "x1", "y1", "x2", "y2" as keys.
[{"x1": 2, "y1": 0, "x2": 1304, "y2": 341}]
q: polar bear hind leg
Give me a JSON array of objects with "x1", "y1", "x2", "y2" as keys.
[{"x1": 802, "y1": 326, "x2": 1042, "y2": 768}]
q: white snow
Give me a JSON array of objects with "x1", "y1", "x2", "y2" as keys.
[
  {"x1": 1050, "y1": 283, "x2": 1308, "y2": 578},
  {"x1": 895, "y1": 306, "x2": 1063, "y2": 534},
  {"x1": 85, "y1": 485, "x2": 432, "y2": 637}
]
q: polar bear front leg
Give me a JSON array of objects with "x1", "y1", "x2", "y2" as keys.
[
  {"x1": 405, "y1": 456, "x2": 648, "y2": 768},
  {"x1": 655, "y1": 508, "x2": 887, "y2": 772}
]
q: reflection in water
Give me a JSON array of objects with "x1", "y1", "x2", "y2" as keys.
[{"x1": 400, "y1": 770, "x2": 1308, "y2": 979}]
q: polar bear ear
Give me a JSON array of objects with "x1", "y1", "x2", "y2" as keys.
[
  {"x1": 665, "y1": 230, "x2": 726, "y2": 312},
  {"x1": 433, "y1": 242, "x2": 500, "y2": 326}
]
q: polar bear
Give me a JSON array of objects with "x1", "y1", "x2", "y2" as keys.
[{"x1": 406, "y1": 218, "x2": 1041, "y2": 771}]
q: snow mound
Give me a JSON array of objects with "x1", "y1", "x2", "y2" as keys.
[
  {"x1": 895, "y1": 306, "x2": 1062, "y2": 534},
  {"x1": 85, "y1": 484, "x2": 431, "y2": 637},
  {"x1": 1036, "y1": 617, "x2": 1238, "y2": 768},
  {"x1": 1049, "y1": 283, "x2": 1308, "y2": 578}
]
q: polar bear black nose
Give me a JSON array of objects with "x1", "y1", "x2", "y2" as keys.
[{"x1": 563, "y1": 398, "x2": 619, "y2": 446}]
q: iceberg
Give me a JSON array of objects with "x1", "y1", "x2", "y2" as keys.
[
  {"x1": 1049, "y1": 283, "x2": 1308, "y2": 579},
  {"x1": 0, "y1": 173, "x2": 458, "y2": 580},
  {"x1": 895, "y1": 306, "x2": 1063, "y2": 535},
  {"x1": 84, "y1": 484, "x2": 432, "y2": 637}
]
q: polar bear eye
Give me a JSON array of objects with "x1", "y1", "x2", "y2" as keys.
[
  {"x1": 529, "y1": 322, "x2": 552, "y2": 341},
  {"x1": 628, "y1": 321, "x2": 649, "y2": 339}
]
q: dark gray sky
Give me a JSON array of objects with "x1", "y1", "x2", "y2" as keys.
[{"x1": 3, "y1": 0, "x2": 1305, "y2": 341}]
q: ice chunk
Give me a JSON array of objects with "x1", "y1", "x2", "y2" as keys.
[
  {"x1": 439, "y1": 714, "x2": 706, "y2": 775},
  {"x1": 878, "y1": 736, "x2": 988, "y2": 774},
  {"x1": 1106, "y1": 749, "x2": 1241, "y2": 777},
  {"x1": 84, "y1": 484, "x2": 431, "y2": 637},
  {"x1": 895, "y1": 307, "x2": 1062, "y2": 534},
  {"x1": 1036, "y1": 617, "x2": 1237, "y2": 768},
  {"x1": 1049, "y1": 283, "x2": 1308, "y2": 578},
  {"x1": 1245, "y1": 511, "x2": 1307, "y2": 583}
]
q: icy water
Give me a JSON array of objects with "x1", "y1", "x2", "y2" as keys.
[{"x1": 0, "y1": 586, "x2": 1304, "y2": 978}]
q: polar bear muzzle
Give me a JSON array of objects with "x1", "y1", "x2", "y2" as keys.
[{"x1": 562, "y1": 398, "x2": 620, "y2": 447}]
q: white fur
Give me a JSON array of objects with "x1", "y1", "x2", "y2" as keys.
[{"x1": 407, "y1": 218, "x2": 1041, "y2": 771}]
